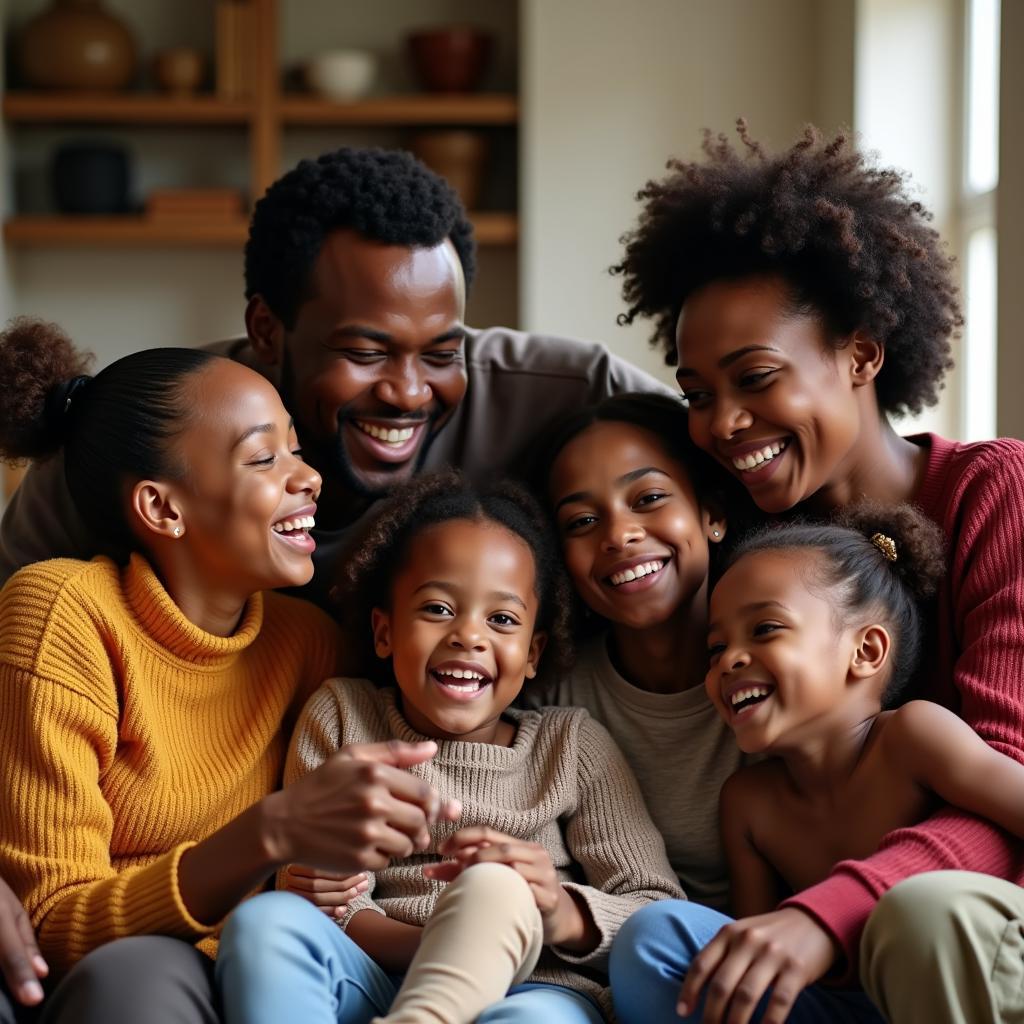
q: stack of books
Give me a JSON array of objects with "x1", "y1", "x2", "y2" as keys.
[{"x1": 216, "y1": 1, "x2": 255, "y2": 100}]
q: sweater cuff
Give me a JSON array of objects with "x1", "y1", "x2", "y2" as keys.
[
  {"x1": 553, "y1": 883, "x2": 649, "y2": 970},
  {"x1": 340, "y1": 894, "x2": 386, "y2": 931},
  {"x1": 780, "y1": 875, "x2": 879, "y2": 983}
]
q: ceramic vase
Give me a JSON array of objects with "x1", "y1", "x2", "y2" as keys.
[{"x1": 19, "y1": 0, "x2": 138, "y2": 91}]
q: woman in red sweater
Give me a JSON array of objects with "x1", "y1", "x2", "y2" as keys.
[{"x1": 607, "y1": 123, "x2": 1024, "y2": 1024}]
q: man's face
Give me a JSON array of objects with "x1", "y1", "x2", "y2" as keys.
[{"x1": 275, "y1": 229, "x2": 468, "y2": 498}]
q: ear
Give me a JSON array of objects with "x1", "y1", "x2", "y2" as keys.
[
  {"x1": 848, "y1": 623, "x2": 891, "y2": 681},
  {"x1": 703, "y1": 506, "x2": 727, "y2": 545},
  {"x1": 371, "y1": 607, "x2": 393, "y2": 660},
  {"x1": 524, "y1": 631, "x2": 547, "y2": 679},
  {"x1": 847, "y1": 331, "x2": 884, "y2": 388},
  {"x1": 245, "y1": 295, "x2": 286, "y2": 368},
  {"x1": 130, "y1": 481, "x2": 185, "y2": 540}
]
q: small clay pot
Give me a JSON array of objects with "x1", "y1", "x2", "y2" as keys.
[
  {"x1": 153, "y1": 47, "x2": 205, "y2": 95},
  {"x1": 52, "y1": 142, "x2": 130, "y2": 214},
  {"x1": 406, "y1": 27, "x2": 493, "y2": 93},
  {"x1": 409, "y1": 130, "x2": 489, "y2": 210},
  {"x1": 19, "y1": 0, "x2": 137, "y2": 91}
]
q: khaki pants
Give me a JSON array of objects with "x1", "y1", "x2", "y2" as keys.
[{"x1": 861, "y1": 871, "x2": 1024, "y2": 1024}]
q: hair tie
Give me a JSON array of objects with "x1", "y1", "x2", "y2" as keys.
[
  {"x1": 45, "y1": 375, "x2": 93, "y2": 439},
  {"x1": 871, "y1": 532, "x2": 897, "y2": 562}
]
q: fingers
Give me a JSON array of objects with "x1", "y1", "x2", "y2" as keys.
[
  {"x1": 283, "y1": 867, "x2": 367, "y2": 892},
  {"x1": 0, "y1": 907, "x2": 46, "y2": 1007},
  {"x1": 677, "y1": 931, "x2": 729, "y2": 1018},
  {"x1": 422, "y1": 861, "x2": 464, "y2": 883},
  {"x1": 439, "y1": 825, "x2": 508, "y2": 854},
  {"x1": 342, "y1": 739, "x2": 438, "y2": 770}
]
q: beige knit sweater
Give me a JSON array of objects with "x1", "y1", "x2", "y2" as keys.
[{"x1": 286, "y1": 677, "x2": 684, "y2": 1013}]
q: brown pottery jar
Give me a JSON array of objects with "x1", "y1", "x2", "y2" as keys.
[{"x1": 19, "y1": 0, "x2": 138, "y2": 91}]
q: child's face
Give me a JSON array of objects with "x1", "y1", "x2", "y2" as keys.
[
  {"x1": 549, "y1": 420, "x2": 724, "y2": 630},
  {"x1": 372, "y1": 518, "x2": 545, "y2": 744},
  {"x1": 705, "y1": 549, "x2": 862, "y2": 754}
]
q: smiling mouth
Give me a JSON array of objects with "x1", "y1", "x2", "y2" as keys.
[
  {"x1": 606, "y1": 559, "x2": 668, "y2": 587},
  {"x1": 354, "y1": 420, "x2": 421, "y2": 446},
  {"x1": 730, "y1": 685, "x2": 775, "y2": 715},
  {"x1": 731, "y1": 440, "x2": 789, "y2": 473},
  {"x1": 430, "y1": 667, "x2": 493, "y2": 696}
]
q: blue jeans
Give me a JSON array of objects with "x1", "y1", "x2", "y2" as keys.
[
  {"x1": 216, "y1": 891, "x2": 603, "y2": 1023},
  {"x1": 609, "y1": 901, "x2": 884, "y2": 1023}
]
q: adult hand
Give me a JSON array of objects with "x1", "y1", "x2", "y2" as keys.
[
  {"x1": 280, "y1": 866, "x2": 369, "y2": 919},
  {"x1": 677, "y1": 907, "x2": 837, "y2": 1024},
  {"x1": 0, "y1": 875, "x2": 47, "y2": 1006},
  {"x1": 264, "y1": 740, "x2": 461, "y2": 873},
  {"x1": 424, "y1": 826, "x2": 589, "y2": 947}
]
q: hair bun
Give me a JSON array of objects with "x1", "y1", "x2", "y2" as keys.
[{"x1": 836, "y1": 500, "x2": 945, "y2": 601}]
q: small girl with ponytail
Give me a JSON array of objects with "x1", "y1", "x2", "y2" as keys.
[{"x1": 668, "y1": 502, "x2": 1024, "y2": 1020}]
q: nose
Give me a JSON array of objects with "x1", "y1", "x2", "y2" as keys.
[
  {"x1": 287, "y1": 452, "x2": 321, "y2": 498},
  {"x1": 373, "y1": 357, "x2": 432, "y2": 414},
  {"x1": 447, "y1": 617, "x2": 487, "y2": 652},
  {"x1": 709, "y1": 394, "x2": 753, "y2": 441},
  {"x1": 600, "y1": 510, "x2": 645, "y2": 552},
  {"x1": 720, "y1": 644, "x2": 751, "y2": 675}
]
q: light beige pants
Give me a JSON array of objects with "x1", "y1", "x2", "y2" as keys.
[
  {"x1": 375, "y1": 862, "x2": 544, "y2": 1024},
  {"x1": 861, "y1": 871, "x2": 1024, "y2": 1024}
]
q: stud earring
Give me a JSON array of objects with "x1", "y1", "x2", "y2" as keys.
[
  {"x1": 712, "y1": 529, "x2": 721, "y2": 538},
  {"x1": 173, "y1": 526, "x2": 182, "y2": 537}
]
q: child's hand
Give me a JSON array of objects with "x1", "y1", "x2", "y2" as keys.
[
  {"x1": 0, "y1": 874, "x2": 47, "y2": 1006},
  {"x1": 281, "y1": 865, "x2": 370, "y2": 920},
  {"x1": 676, "y1": 907, "x2": 837, "y2": 1024},
  {"x1": 424, "y1": 825, "x2": 594, "y2": 949}
]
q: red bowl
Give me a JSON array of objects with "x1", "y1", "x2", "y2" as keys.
[{"x1": 407, "y1": 27, "x2": 494, "y2": 93}]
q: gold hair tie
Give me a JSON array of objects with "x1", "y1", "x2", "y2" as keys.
[{"x1": 871, "y1": 532, "x2": 897, "y2": 562}]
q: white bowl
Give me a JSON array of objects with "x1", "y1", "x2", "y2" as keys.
[{"x1": 305, "y1": 50, "x2": 377, "y2": 101}]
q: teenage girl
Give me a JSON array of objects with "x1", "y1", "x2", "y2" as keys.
[
  {"x1": 0, "y1": 320, "x2": 454, "y2": 1024},
  {"x1": 534, "y1": 391, "x2": 747, "y2": 911},
  {"x1": 682, "y1": 502, "x2": 1024, "y2": 1022},
  {"x1": 610, "y1": 123, "x2": 1024, "y2": 1024},
  {"x1": 215, "y1": 469, "x2": 683, "y2": 1024}
]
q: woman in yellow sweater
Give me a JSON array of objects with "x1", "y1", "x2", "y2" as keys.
[{"x1": 0, "y1": 320, "x2": 456, "y2": 1024}]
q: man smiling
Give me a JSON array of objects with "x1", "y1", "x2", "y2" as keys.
[{"x1": 0, "y1": 148, "x2": 667, "y2": 600}]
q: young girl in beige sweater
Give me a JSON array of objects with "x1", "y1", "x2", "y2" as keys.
[{"x1": 215, "y1": 470, "x2": 683, "y2": 1024}]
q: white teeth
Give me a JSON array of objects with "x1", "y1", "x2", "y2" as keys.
[
  {"x1": 272, "y1": 515, "x2": 315, "y2": 534},
  {"x1": 730, "y1": 686, "x2": 773, "y2": 707},
  {"x1": 356, "y1": 421, "x2": 416, "y2": 445},
  {"x1": 732, "y1": 441, "x2": 786, "y2": 473},
  {"x1": 609, "y1": 560, "x2": 665, "y2": 587}
]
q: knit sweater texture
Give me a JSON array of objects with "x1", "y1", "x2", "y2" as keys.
[
  {"x1": 0, "y1": 554, "x2": 339, "y2": 974},
  {"x1": 287, "y1": 677, "x2": 685, "y2": 1012},
  {"x1": 784, "y1": 433, "x2": 1024, "y2": 973}
]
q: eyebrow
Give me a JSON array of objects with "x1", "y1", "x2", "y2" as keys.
[
  {"x1": 414, "y1": 580, "x2": 527, "y2": 611},
  {"x1": 330, "y1": 325, "x2": 467, "y2": 345},
  {"x1": 233, "y1": 417, "x2": 294, "y2": 450},
  {"x1": 554, "y1": 466, "x2": 669, "y2": 512},
  {"x1": 676, "y1": 344, "x2": 780, "y2": 379},
  {"x1": 708, "y1": 599, "x2": 790, "y2": 633}
]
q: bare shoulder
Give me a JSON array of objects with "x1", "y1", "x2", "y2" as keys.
[{"x1": 720, "y1": 760, "x2": 786, "y2": 811}]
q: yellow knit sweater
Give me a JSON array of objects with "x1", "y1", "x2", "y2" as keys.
[{"x1": 0, "y1": 554, "x2": 339, "y2": 975}]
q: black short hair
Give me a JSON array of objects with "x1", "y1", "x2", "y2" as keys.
[
  {"x1": 723, "y1": 502, "x2": 946, "y2": 707},
  {"x1": 614, "y1": 122, "x2": 962, "y2": 417},
  {"x1": 245, "y1": 147, "x2": 477, "y2": 328}
]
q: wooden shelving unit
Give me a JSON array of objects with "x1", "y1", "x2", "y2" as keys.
[{"x1": 2, "y1": 0, "x2": 519, "y2": 248}]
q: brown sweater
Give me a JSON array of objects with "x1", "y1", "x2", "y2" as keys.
[{"x1": 286, "y1": 677, "x2": 684, "y2": 1012}]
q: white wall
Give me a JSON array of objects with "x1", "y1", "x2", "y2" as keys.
[
  {"x1": 854, "y1": 0, "x2": 960, "y2": 437},
  {"x1": 520, "y1": 0, "x2": 852, "y2": 387}
]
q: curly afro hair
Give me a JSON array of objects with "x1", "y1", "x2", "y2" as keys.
[
  {"x1": 339, "y1": 468, "x2": 575, "y2": 679},
  {"x1": 614, "y1": 122, "x2": 962, "y2": 417},
  {"x1": 245, "y1": 147, "x2": 477, "y2": 328},
  {"x1": 723, "y1": 500, "x2": 946, "y2": 708}
]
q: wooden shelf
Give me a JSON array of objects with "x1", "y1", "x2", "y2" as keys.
[
  {"x1": 3, "y1": 216, "x2": 250, "y2": 247},
  {"x1": 281, "y1": 94, "x2": 518, "y2": 126},
  {"x1": 2, "y1": 92, "x2": 254, "y2": 125},
  {"x1": 3, "y1": 212, "x2": 518, "y2": 247}
]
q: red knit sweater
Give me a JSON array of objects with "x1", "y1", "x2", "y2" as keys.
[{"x1": 783, "y1": 432, "x2": 1024, "y2": 972}]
